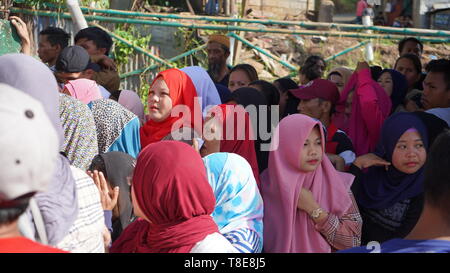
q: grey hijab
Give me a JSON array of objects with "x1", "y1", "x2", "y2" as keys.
[
  {"x1": 89, "y1": 151, "x2": 135, "y2": 241},
  {"x1": 0, "y1": 54, "x2": 78, "y2": 245}
]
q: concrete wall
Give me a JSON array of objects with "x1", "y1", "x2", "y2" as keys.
[
  {"x1": 237, "y1": 0, "x2": 314, "y2": 19},
  {"x1": 413, "y1": 0, "x2": 449, "y2": 28}
]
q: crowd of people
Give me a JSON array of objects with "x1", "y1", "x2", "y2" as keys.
[{"x1": 1, "y1": 16, "x2": 450, "y2": 253}]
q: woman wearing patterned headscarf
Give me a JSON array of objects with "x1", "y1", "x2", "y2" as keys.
[
  {"x1": 59, "y1": 94, "x2": 98, "y2": 171},
  {"x1": 88, "y1": 99, "x2": 141, "y2": 159},
  {"x1": 203, "y1": 152, "x2": 264, "y2": 253}
]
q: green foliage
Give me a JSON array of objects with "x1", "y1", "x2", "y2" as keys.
[
  {"x1": 17, "y1": 0, "x2": 109, "y2": 8},
  {"x1": 113, "y1": 24, "x2": 151, "y2": 66},
  {"x1": 138, "y1": 81, "x2": 150, "y2": 114}
]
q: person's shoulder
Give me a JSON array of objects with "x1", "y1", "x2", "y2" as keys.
[
  {"x1": 380, "y1": 238, "x2": 450, "y2": 253},
  {"x1": 0, "y1": 237, "x2": 68, "y2": 253},
  {"x1": 190, "y1": 232, "x2": 239, "y2": 253},
  {"x1": 337, "y1": 245, "x2": 372, "y2": 253}
]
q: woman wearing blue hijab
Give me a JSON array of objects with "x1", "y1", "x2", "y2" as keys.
[
  {"x1": 203, "y1": 152, "x2": 264, "y2": 253},
  {"x1": 350, "y1": 112, "x2": 429, "y2": 244}
]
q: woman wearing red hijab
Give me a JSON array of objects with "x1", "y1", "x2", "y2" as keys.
[
  {"x1": 200, "y1": 104, "x2": 261, "y2": 187},
  {"x1": 110, "y1": 141, "x2": 238, "y2": 253},
  {"x1": 140, "y1": 68, "x2": 203, "y2": 149}
]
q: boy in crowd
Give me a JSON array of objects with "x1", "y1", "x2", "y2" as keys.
[
  {"x1": 38, "y1": 27, "x2": 70, "y2": 71},
  {"x1": 75, "y1": 27, "x2": 120, "y2": 93},
  {"x1": 55, "y1": 45, "x2": 110, "y2": 98},
  {"x1": 423, "y1": 59, "x2": 450, "y2": 126}
]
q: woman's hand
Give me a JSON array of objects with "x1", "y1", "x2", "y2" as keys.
[
  {"x1": 87, "y1": 170, "x2": 119, "y2": 211},
  {"x1": 353, "y1": 153, "x2": 391, "y2": 170},
  {"x1": 9, "y1": 16, "x2": 31, "y2": 55},
  {"x1": 297, "y1": 188, "x2": 319, "y2": 213},
  {"x1": 355, "y1": 61, "x2": 370, "y2": 73}
]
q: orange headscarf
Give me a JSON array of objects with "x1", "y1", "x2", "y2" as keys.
[{"x1": 140, "y1": 68, "x2": 202, "y2": 148}]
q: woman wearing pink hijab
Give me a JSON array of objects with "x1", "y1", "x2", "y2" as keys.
[
  {"x1": 261, "y1": 114, "x2": 362, "y2": 253},
  {"x1": 63, "y1": 78, "x2": 102, "y2": 104},
  {"x1": 332, "y1": 62, "x2": 392, "y2": 156}
]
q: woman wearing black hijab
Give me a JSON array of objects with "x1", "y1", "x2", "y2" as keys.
[
  {"x1": 273, "y1": 77, "x2": 299, "y2": 119},
  {"x1": 229, "y1": 87, "x2": 271, "y2": 173}
]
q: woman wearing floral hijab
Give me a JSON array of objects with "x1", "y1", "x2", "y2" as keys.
[
  {"x1": 261, "y1": 114, "x2": 362, "y2": 253},
  {"x1": 110, "y1": 141, "x2": 237, "y2": 253},
  {"x1": 203, "y1": 152, "x2": 264, "y2": 253},
  {"x1": 59, "y1": 94, "x2": 98, "y2": 171}
]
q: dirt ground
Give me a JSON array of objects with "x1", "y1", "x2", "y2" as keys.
[{"x1": 236, "y1": 32, "x2": 450, "y2": 81}]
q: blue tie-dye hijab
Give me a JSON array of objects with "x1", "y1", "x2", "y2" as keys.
[{"x1": 203, "y1": 152, "x2": 264, "y2": 242}]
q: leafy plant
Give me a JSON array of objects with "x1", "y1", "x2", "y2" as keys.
[
  {"x1": 17, "y1": 0, "x2": 109, "y2": 8},
  {"x1": 113, "y1": 24, "x2": 151, "y2": 66}
]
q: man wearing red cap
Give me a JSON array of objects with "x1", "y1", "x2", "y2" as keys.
[{"x1": 291, "y1": 79, "x2": 356, "y2": 170}]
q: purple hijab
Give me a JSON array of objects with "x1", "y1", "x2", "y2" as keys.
[
  {"x1": 354, "y1": 112, "x2": 428, "y2": 210},
  {"x1": 0, "y1": 54, "x2": 78, "y2": 245}
]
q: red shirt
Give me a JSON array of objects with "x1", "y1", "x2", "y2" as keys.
[
  {"x1": 0, "y1": 237, "x2": 68, "y2": 253},
  {"x1": 356, "y1": 0, "x2": 368, "y2": 16}
]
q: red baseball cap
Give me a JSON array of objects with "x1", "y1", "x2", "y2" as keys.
[{"x1": 290, "y1": 79, "x2": 340, "y2": 104}]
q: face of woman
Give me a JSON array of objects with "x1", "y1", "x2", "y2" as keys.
[
  {"x1": 391, "y1": 130, "x2": 426, "y2": 174},
  {"x1": 147, "y1": 78, "x2": 173, "y2": 122},
  {"x1": 299, "y1": 126, "x2": 323, "y2": 172},
  {"x1": 395, "y1": 58, "x2": 420, "y2": 90},
  {"x1": 328, "y1": 74, "x2": 344, "y2": 93},
  {"x1": 377, "y1": 72, "x2": 394, "y2": 97},
  {"x1": 229, "y1": 69, "x2": 251, "y2": 92}
]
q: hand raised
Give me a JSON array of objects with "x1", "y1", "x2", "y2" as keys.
[{"x1": 87, "y1": 170, "x2": 119, "y2": 211}]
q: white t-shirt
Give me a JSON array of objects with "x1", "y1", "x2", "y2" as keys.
[{"x1": 190, "y1": 232, "x2": 239, "y2": 253}]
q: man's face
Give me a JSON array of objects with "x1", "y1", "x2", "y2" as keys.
[
  {"x1": 54, "y1": 71, "x2": 84, "y2": 85},
  {"x1": 400, "y1": 41, "x2": 422, "y2": 58},
  {"x1": 38, "y1": 35, "x2": 60, "y2": 64},
  {"x1": 297, "y1": 98, "x2": 324, "y2": 120},
  {"x1": 207, "y1": 42, "x2": 228, "y2": 67},
  {"x1": 421, "y1": 72, "x2": 450, "y2": 110},
  {"x1": 75, "y1": 38, "x2": 106, "y2": 56}
]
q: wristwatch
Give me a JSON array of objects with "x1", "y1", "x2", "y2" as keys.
[{"x1": 309, "y1": 208, "x2": 324, "y2": 219}]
